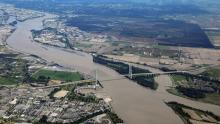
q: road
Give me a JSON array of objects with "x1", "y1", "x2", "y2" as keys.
[
  {"x1": 36, "y1": 79, "x2": 96, "y2": 89},
  {"x1": 5, "y1": 13, "x2": 220, "y2": 124}
]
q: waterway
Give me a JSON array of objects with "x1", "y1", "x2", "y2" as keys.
[{"x1": 6, "y1": 14, "x2": 220, "y2": 124}]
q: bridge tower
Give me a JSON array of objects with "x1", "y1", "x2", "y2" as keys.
[
  {"x1": 95, "y1": 68, "x2": 98, "y2": 87},
  {"x1": 178, "y1": 44, "x2": 182, "y2": 63},
  {"x1": 129, "y1": 64, "x2": 133, "y2": 79}
]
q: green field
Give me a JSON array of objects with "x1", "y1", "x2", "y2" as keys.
[
  {"x1": 0, "y1": 76, "x2": 18, "y2": 85},
  {"x1": 167, "y1": 88, "x2": 220, "y2": 106},
  {"x1": 202, "y1": 67, "x2": 220, "y2": 80},
  {"x1": 32, "y1": 69, "x2": 82, "y2": 82},
  {"x1": 200, "y1": 93, "x2": 220, "y2": 106},
  {"x1": 171, "y1": 75, "x2": 188, "y2": 85},
  {"x1": 75, "y1": 42, "x2": 93, "y2": 48},
  {"x1": 172, "y1": 75, "x2": 187, "y2": 82},
  {"x1": 169, "y1": 72, "x2": 220, "y2": 106}
]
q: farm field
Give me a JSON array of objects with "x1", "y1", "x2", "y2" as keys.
[{"x1": 32, "y1": 69, "x2": 82, "y2": 82}]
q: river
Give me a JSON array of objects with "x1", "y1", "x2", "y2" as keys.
[{"x1": 6, "y1": 14, "x2": 220, "y2": 124}]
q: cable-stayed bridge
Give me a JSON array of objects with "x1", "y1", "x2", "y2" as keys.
[{"x1": 36, "y1": 64, "x2": 188, "y2": 89}]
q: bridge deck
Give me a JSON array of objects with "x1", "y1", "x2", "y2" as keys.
[{"x1": 35, "y1": 71, "x2": 187, "y2": 89}]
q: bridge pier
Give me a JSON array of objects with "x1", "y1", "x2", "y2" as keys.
[{"x1": 95, "y1": 69, "x2": 98, "y2": 89}]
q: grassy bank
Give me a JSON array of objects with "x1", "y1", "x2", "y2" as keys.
[
  {"x1": 201, "y1": 66, "x2": 220, "y2": 80},
  {"x1": 0, "y1": 76, "x2": 18, "y2": 85},
  {"x1": 32, "y1": 69, "x2": 82, "y2": 82},
  {"x1": 168, "y1": 72, "x2": 220, "y2": 106},
  {"x1": 167, "y1": 88, "x2": 220, "y2": 106}
]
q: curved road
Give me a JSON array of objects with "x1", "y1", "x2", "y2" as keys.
[{"x1": 6, "y1": 14, "x2": 220, "y2": 124}]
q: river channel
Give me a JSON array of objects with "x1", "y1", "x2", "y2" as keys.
[{"x1": 6, "y1": 14, "x2": 220, "y2": 124}]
